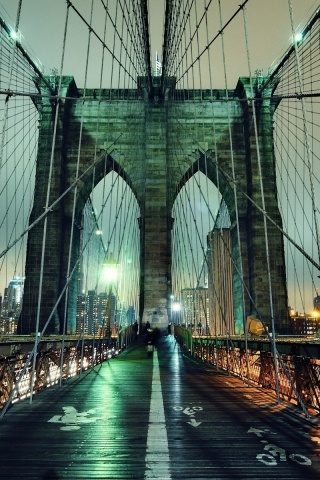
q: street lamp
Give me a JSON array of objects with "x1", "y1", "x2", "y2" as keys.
[{"x1": 102, "y1": 255, "x2": 118, "y2": 339}]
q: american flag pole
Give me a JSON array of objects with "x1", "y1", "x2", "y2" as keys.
[{"x1": 156, "y1": 51, "x2": 161, "y2": 76}]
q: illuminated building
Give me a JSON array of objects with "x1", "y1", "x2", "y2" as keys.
[
  {"x1": 76, "y1": 290, "x2": 116, "y2": 335},
  {"x1": 0, "y1": 276, "x2": 25, "y2": 334},
  {"x1": 207, "y1": 200, "x2": 234, "y2": 336},
  {"x1": 181, "y1": 287, "x2": 209, "y2": 333}
]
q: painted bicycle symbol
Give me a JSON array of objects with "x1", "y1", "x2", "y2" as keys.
[
  {"x1": 248, "y1": 427, "x2": 311, "y2": 466},
  {"x1": 173, "y1": 404, "x2": 203, "y2": 427},
  {"x1": 48, "y1": 406, "x2": 102, "y2": 431}
]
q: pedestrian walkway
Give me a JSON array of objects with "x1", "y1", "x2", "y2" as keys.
[{"x1": 1, "y1": 334, "x2": 320, "y2": 479}]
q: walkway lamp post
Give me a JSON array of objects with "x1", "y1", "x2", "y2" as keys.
[{"x1": 102, "y1": 256, "x2": 118, "y2": 339}]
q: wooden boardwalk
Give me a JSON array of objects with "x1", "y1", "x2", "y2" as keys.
[{"x1": 1, "y1": 334, "x2": 320, "y2": 479}]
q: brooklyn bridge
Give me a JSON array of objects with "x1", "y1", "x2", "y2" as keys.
[{"x1": 0, "y1": 1, "x2": 320, "y2": 478}]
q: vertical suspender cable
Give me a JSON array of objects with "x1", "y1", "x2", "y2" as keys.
[
  {"x1": 218, "y1": 0, "x2": 248, "y2": 369},
  {"x1": 241, "y1": 3, "x2": 281, "y2": 403},
  {"x1": 59, "y1": 0, "x2": 95, "y2": 384},
  {"x1": 204, "y1": 0, "x2": 220, "y2": 349},
  {"x1": 0, "y1": 0, "x2": 22, "y2": 173},
  {"x1": 288, "y1": 0, "x2": 320, "y2": 265},
  {"x1": 29, "y1": 3, "x2": 70, "y2": 401}
]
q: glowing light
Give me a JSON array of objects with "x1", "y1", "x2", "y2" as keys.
[
  {"x1": 172, "y1": 302, "x2": 181, "y2": 312},
  {"x1": 294, "y1": 32, "x2": 303, "y2": 43},
  {"x1": 96, "y1": 230, "x2": 103, "y2": 235},
  {"x1": 311, "y1": 310, "x2": 320, "y2": 318},
  {"x1": 9, "y1": 29, "x2": 22, "y2": 42},
  {"x1": 103, "y1": 264, "x2": 118, "y2": 282}
]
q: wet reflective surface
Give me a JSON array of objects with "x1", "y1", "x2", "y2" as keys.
[{"x1": 1, "y1": 334, "x2": 320, "y2": 479}]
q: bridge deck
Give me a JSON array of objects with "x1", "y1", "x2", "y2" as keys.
[{"x1": 1, "y1": 335, "x2": 320, "y2": 479}]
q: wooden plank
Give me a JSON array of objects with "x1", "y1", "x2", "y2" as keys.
[{"x1": 0, "y1": 335, "x2": 319, "y2": 479}]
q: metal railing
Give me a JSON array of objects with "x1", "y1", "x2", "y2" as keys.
[
  {"x1": 174, "y1": 326, "x2": 320, "y2": 414},
  {"x1": 0, "y1": 325, "x2": 137, "y2": 413}
]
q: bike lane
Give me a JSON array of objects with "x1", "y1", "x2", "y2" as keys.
[{"x1": 159, "y1": 335, "x2": 320, "y2": 479}]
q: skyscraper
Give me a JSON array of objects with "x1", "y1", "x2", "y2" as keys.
[{"x1": 0, "y1": 276, "x2": 25, "y2": 334}]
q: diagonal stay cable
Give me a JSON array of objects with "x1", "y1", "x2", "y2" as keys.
[
  {"x1": 0, "y1": 134, "x2": 123, "y2": 260},
  {"x1": 174, "y1": 0, "x2": 250, "y2": 83},
  {"x1": 66, "y1": 0, "x2": 137, "y2": 83}
]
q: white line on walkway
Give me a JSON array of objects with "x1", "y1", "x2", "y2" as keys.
[{"x1": 145, "y1": 348, "x2": 171, "y2": 480}]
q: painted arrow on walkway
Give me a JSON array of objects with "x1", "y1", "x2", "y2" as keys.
[{"x1": 187, "y1": 418, "x2": 202, "y2": 427}]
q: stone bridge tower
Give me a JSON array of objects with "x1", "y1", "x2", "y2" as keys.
[{"x1": 18, "y1": 75, "x2": 290, "y2": 335}]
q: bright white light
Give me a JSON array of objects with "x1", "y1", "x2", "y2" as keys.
[
  {"x1": 294, "y1": 32, "x2": 303, "y2": 43},
  {"x1": 103, "y1": 264, "x2": 118, "y2": 282},
  {"x1": 96, "y1": 230, "x2": 103, "y2": 235},
  {"x1": 10, "y1": 29, "x2": 21, "y2": 42},
  {"x1": 172, "y1": 302, "x2": 181, "y2": 312}
]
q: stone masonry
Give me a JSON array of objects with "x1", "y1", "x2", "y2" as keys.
[{"x1": 18, "y1": 76, "x2": 291, "y2": 335}]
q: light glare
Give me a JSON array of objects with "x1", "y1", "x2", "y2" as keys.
[{"x1": 172, "y1": 302, "x2": 181, "y2": 312}]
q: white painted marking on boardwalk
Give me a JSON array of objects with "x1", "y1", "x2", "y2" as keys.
[
  {"x1": 145, "y1": 349, "x2": 171, "y2": 480},
  {"x1": 48, "y1": 406, "x2": 101, "y2": 431},
  {"x1": 247, "y1": 427, "x2": 265, "y2": 437},
  {"x1": 173, "y1": 404, "x2": 203, "y2": 426},
  {"x1": 184, "y1": 406, "x2": 202, "y2": 416},
  {"x1": 187, "y1": 418, "x2": 202, "y2": 427},
  {"x1": 248, "y1": 426, "x2": 312, "y2": 467}
]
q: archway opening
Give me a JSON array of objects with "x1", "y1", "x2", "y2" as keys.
[{"x1": 75, "y1": 172, "x2": 141, "y2": 336}]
